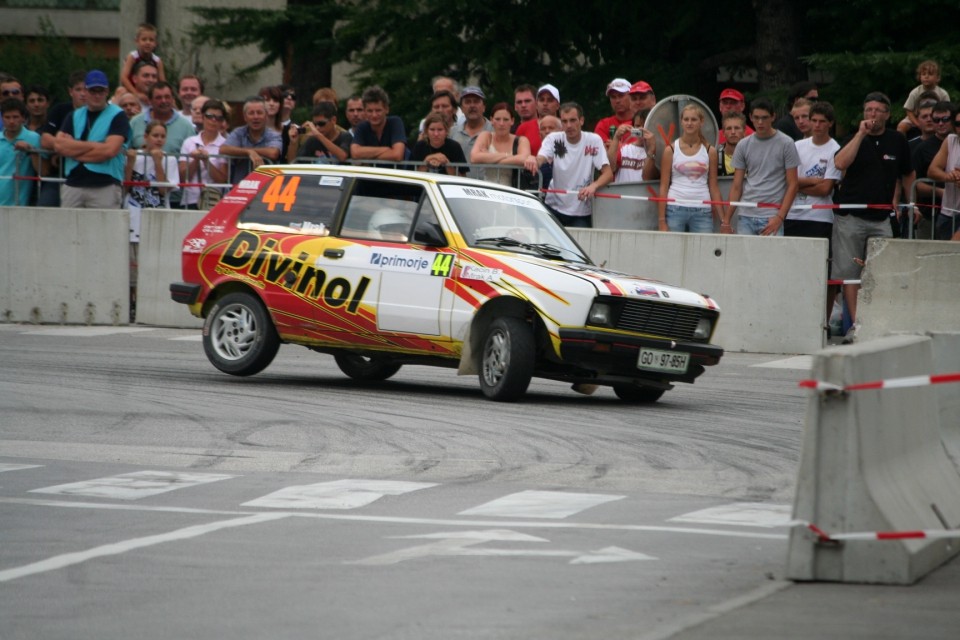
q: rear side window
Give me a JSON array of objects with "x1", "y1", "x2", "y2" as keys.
[
  {"x1": 339, "y1": 179, "x2": 425, "y2": 243},
  {"x1": 239, "y1": 174, "x2": 345, "y2": 235}
]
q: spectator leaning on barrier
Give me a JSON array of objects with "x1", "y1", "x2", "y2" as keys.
[
  {"x1": 350, "y1": 85, "x2": 407, "y2": 165},
  {"x1": 129, "y1": 81, "x2": 196, "y2": 154},
  {"x1": 179, "y1": 99, "x2": 228, "y2": 210},
  {"x1": 925, "y1": 108, "x2": 960, "y2": 240},
  {"x1": 525, "y1": 101, "x2": 613, "y2": 228},
  {"x1": 911, "y1": 101, "x2": 956, "y2": 238},
  {"x1": 412, "y1": 111, "x2": 467, "y2": 176},
  {"x1": 344, "y1": 94, "x2": 365, "y2": 136},
  {"x1": 287, "y1": 101, "x2": 352, "y2": 164},
  {"x1": 449, "y1": 86, "x2": 492, "y2": 178},
  {"x1": 220, "y1": 96, "x2": 282, "y2": 185},
  {"x1": 722, "y1": 97, "x2": 800, "y2": 236},
  {"x1": 0, "y1": 97, "x2": 41, "y2": 206},
  {"x1": 54, "y1": 70, "x2": 131, "y2": 209},
  {"x1": 832, "y1": 91, "x2": 915, "y2": 326}
]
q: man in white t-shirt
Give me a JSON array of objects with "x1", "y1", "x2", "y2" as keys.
[{"x1": 524, "y1": 102, "x2": 613, "y2": 227}]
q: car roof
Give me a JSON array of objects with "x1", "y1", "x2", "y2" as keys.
[{"x1": 257, "y1": 164, "x2": 534, "y2": 196}]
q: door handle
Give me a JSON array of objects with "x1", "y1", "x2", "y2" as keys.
[{"x1": 323, "y1": 248, "x2": 344, "y2": 259}]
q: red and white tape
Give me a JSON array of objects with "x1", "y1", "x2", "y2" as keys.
[
  {"x1": 798, "y1": 371, "x2": 960, "y2": 392},
  {"x1": 540, "y1": 188, "x2": 905, "y2": 212},
  {"x1": 798, "y1": 521, "x2": 960, "y2": 542}
]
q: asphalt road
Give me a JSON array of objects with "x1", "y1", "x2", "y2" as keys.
[{"x1": 1, "y1": 324, "x2": 956, "y2": 639}]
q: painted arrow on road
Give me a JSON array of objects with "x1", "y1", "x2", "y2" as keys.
[{"x1": 352, "y1": 529, "x2": 656, "y2": 566}]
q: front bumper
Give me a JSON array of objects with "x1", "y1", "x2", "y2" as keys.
[{"x1": 558, "y1": 328, "x2": 723, "y2": 384}]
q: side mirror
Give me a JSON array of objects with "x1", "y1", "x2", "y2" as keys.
[{"x1": 412, "y1": 223, "x2": 446, "y2": 247}]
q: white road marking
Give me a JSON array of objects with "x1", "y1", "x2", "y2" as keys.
[
  {"x1": 668, "y1": 503, "x2": 793, "y2": 528},
  {"x1": 19, "y1": 327, "x2": 154, "y2": 337},
  {"x1": 459, "y1": 490, "x2": 625, "y2": 519},
  {"x1": 0, "y1": 497, "x2": 789, "y2": 540},
  {"x1": 0, "y1": 512, "x2": 289, "y2": 583},
  {"x1": 168, "y1": 334, "x2": 202, "y2": 341},
  {"x1": 30, "y1": 470, "x2": 235, "y2": 500},
  {"x1": 354, "y1": 529, "x2": 655, "y2": 566},
  {"x1": 242, "y1": 479, "x2": 438, "y2": 509},
  {"x1": 0, "y1": 463, "x2": 43, "y2": 473},
  {"x1": 750, "y1": 355, "x2": 813, "y2": 370}
]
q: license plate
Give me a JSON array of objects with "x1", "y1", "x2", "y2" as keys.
[{"x1": 637, "y1": 348, "x2": 689, "y2": 373}]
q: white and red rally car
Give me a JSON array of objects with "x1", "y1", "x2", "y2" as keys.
[{"x1": 171, "y1": 165, "x2": 722, "y2": 401}]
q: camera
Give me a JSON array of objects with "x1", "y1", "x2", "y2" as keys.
[{"x1": 631, "y1": 127, "x2": 645, "y2": 137}]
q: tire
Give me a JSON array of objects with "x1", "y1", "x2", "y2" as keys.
[
  {"x1": 479, "y1": 316, "x2": 535, "y2": 401},
  {"x1": 613, "y1": 384, "x2": 665, "y2": 403},
  {"x1": 203, "y1": 292, "x2": 280, "y2": 376},
  {"x1": 334, "y1": 353, "x2": 402, "y2": 381}
]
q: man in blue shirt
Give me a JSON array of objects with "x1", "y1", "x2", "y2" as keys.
[
  {"x1": 0, "y1": 97, "x2": 41, "y2": 206},
  {"x1": 220, "y1": 96, "x2": 282, "y2": 184},
  {"x1": 349, "y1": 85, "x2": 407, "y2": 165}
]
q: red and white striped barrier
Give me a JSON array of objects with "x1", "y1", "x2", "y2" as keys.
[
  {"x1": 797, "y1": 521, "x2": 960, "y2": 543},
  {"x1": 798, "y1": 371, "x2": 960, "y2": 392}
]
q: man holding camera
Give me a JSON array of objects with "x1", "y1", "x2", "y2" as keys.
[{"x1": 286, "y1": 102, "x2": 351, "y2": 164}]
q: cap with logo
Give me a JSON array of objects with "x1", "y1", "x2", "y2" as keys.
[
  {"x1": 537, "y1": 84, "x2": 560, "y2": 103},
  {"x1": 719, "y1": 88, "x2": 745, "y2": 102},
  {"x1": 606, "y1": 78, "x2": 631, "y2": 95},
  {"x1": 629, "y1": 81, "x2": 653, "y2": 95},
  {"x1": 461, "y1": 86, "x2": 486, "y2": 100},
  {"x1": 84, "y1": 70, "x2": 109, "y2": 89}
]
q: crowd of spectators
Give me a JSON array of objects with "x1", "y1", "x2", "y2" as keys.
[{"x1": 2, "y1": 26, "x2": 960, "y2": 327}]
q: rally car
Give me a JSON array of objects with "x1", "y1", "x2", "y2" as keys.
[{"x1": 170, "y1": 165, "x2": 723, "y2": 402}]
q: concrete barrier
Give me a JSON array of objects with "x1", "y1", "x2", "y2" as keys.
[
  {"x1": 137, "y1": 208, "x2": 205, "y2": 328},
  {"x1": 569, "y1": 229, "x2": 828, "y2": 354},
  {"x1": 931, "y1": 332, "x2": 960, "y2": 474},
  {"x1": 785, "y1": 333, "x2": 960, "y2": 584},
  {"x1": 0, "y1": 206, "x2": 129, "y2": 324},
  {"x1": 856, "y1": 238, "x2": 960, "y2": 342}
]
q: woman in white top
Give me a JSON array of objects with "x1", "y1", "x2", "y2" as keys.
[
  {"x1": 656, "y1": 104, "x2": 722, "y2": 233},
  {"x1": 179, "y1": 99, "x2": 228, "y2": 210},
  {"x1": 471, "y1": 102, "x2": 530, "y2": 187}
]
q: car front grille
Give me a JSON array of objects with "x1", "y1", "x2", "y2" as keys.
[{"x1": 615, "y1": 299, "x2": 705, "y2": 341}]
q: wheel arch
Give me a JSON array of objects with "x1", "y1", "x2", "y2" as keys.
[{"x1": 457, "y1": 296, "x2": 551, "y2": 376}]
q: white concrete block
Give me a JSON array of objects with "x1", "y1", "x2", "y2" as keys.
[{"x1": 137, "y1": 209, "x2": 206, "y2": 328}]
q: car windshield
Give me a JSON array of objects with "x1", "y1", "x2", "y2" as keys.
[{"x1": 439, "y1": 184, "x2": 590, "y2": 263}]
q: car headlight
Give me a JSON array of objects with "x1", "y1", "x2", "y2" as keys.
[
  {"x1": 693, "y1": 317, "x2": 713, "y2": 340},
  {"x1": 587, "y1": 302, "x2": 612, "y2": 326}
]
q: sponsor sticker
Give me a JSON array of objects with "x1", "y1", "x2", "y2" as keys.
[
  {"x1": 237, "y1": 179, "x2": 261, "y2": 192},
  {"x1": 319, "y1": 176, "x2": 343, "y2": 186},
  {"x1": 461, "y1": 264, "x2": 502, "y2": 282},
  {"x1": 634, "y1": 285, "x2": 660, "y2": 298},
  {"x1": 441, "y1": 185, "x2": 542, "y2": 210},
  {"x1": 183, "y1": 238, "x2": 207, "y2": 253},
  {"x1": 369, "y1": 248, "x2": 438, "y2": 275}
]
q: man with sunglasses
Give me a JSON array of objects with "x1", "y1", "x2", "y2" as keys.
[
  {"x1": 911, "y1": 101, "x2": 956, "y2": 238},
  {"x1": 53, "y1": 70, "x2": 131, "y2": 209},
  {"x1": 0, "y1": 76, "x2": 24, "y2": 102},
  {"x1": 286, "y1": 101, "x2": 351, "y2": 164}
]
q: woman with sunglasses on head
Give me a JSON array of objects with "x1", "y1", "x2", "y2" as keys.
[{"x1": 178, "y1": 99, "x2": 228, "y2": 210}]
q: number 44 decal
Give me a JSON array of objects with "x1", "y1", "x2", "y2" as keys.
[{"x1": 261, "y1": 175, "x2": 301, "y2": 212}]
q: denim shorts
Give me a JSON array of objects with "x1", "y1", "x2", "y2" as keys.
[
  {"x1": 665, "y1": 204, "x2": 713, "y2": 233},
  {"x1": 737, "y1": 215, "x2": 783, "y2": 236}
]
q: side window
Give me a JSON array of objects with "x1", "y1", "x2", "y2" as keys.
[
  {"x1": 339, "y1": 179, "x2": 423, "y2": 243},
  {"x1": 239, "y1": 174, "x2": 344, "y2": 234}
]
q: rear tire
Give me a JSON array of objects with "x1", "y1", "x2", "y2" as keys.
[
  {"x1": 334, "y1": 353, "x2": 402, "y2": 381},
  {"x1": 203, "y1": 292, "x2": 279, "y2": 376},
  {"x1": 613, "y1": 384, "x2": 665, "y2": 403},
  {"x1": 479, "y1": 317, "x2": 535, "y2": 401}
]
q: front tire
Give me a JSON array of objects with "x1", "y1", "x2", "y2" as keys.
[
  {"x1": 613, "y1": 384, "x2": 665, "y2": 403},
  {"x1": 479, "y1": 317, "x2": 535, "y2": 401},
  {"x1": 203, "y1": 292, "x2": 280, "y2": 376},
  {"x1": 334, "y1": 353, "x2": 402, "y2": 381}
]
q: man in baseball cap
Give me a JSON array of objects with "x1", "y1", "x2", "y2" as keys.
[
  {"x1": 595, "y1": 77, "x2": 634, "y2": 147},
  {"x1": 629, "y1": 81, "x2": 656, "y2": 112},
  {"x1": 536, "y1": 84, "x2": 560, "y2": 118},
  {"x1": 718, "y1": 88, "x2": 754, "y2": 143},
  {"x1": 84, "y1": 69, "x2": 109, "y2": 90}
]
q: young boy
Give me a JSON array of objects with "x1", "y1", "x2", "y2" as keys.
[
  {"x1": 120, "y1": 23, "x2": 166, "y2": 103},
  {"x1": 717, "y1": 111, "x2": 746, "y2": 176},
  {"x1": 897, "y1": 60, "x2": 949, "y2": 135},
  {"x1": 0, "y1": 98, "x2": 41, "y2": 206}
]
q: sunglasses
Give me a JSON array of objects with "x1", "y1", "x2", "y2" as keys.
[
  {"x1": 1, "y1": 88, "x2": 22, "y2": 96},
  {"x1": 86, "y1": 87, "x2": 108, "y2": 94},
  {"x1": 204, "y1": 113, "x2": 225, "y2": 121},
  {"x1": 312, "y1": 120, "x2": 328, "y2": 127},
  {"x1": 283, "y1": 92, "x2": 296, "y2": 100},
  {"x1": 932, "y1": 116, "x2": 952, "y2": 124}
]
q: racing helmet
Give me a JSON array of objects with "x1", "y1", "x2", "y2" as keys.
[{"x1": 368, "y1": 207, "x2": 411, "y2": 240}]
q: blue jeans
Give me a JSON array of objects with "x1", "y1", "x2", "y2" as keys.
[
  {"x1": 666, "y1": 204, "x2": 713, "y2": 233},
  {"x1": 737, "y1": 215, "x2": 783, "y2": 236}
]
